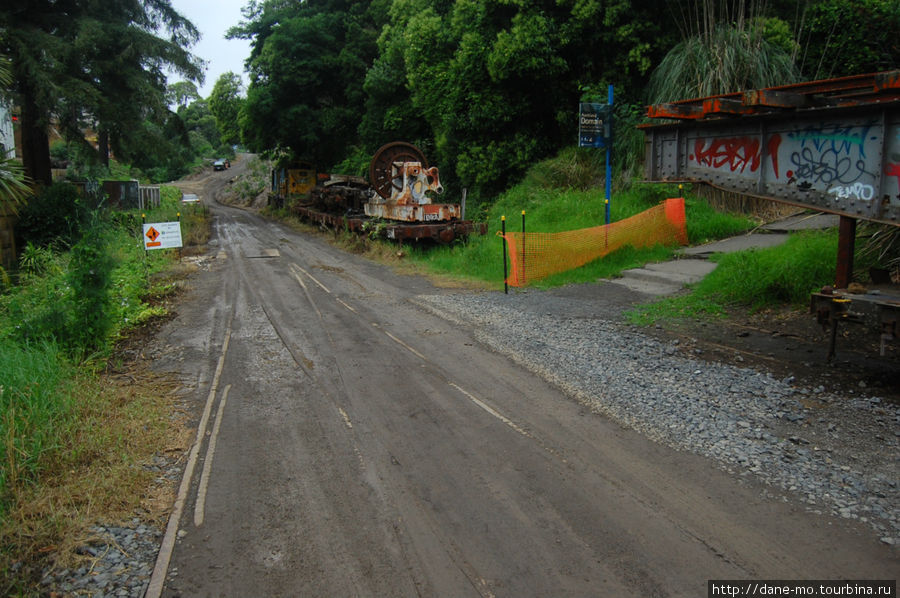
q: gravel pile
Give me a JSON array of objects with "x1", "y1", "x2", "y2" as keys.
[
  {"x1": 38, "y1": 522, "x2": 161, "y2": 597},
  {"x1": 38, "y1": 451, "x2": 184, "y2": 597},
  {"x1": 415, "y1": 290, "x2": 899, "y2": 545}
]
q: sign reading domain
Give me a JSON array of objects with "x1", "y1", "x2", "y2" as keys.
[
  {"x1": 578, "y1": 103, "x2": 612, "y2": 148},
  {"x1": 142, "y1": 221, "x2": 183, "y2": 250}
]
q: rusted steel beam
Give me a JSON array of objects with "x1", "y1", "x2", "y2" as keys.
[
  {"x1": 646, "y1": 103, "x2": 705, "y2": 119},
  {"x1": 875, "y1": 70, "x2": 900, "y2": 91},
  {"x1": 647, "y1": 71, "x2": 900, "y2": 123},
  {"x1": 742, "y1": 89, "x2": 810, "y2": 109},
  {"x1": 702, "y1": 98, "x2": 756, "y2": 115}
]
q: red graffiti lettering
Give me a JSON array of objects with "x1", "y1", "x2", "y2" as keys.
[
  {"x1": 690, "y1": 134, "x2": 783, "y2": 177},
  {"x1": 691, "y1": 137, "x2": 761, "y2": 173},
  {"x1": 767, "y1": 133, "x2": 782, "y2": 179},
  {"x1": 886, "y1": 163, "x2": 900, "y2": 193}
]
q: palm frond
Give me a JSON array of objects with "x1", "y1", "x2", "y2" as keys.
[{"x1": 0, "y1": 157, "x2": 33, "y2": 214}]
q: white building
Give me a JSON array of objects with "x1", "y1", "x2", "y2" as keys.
[{"x1": 0, "y1": 100, "x2": 15, "y2": 158}]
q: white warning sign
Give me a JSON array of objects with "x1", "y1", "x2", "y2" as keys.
[{"x1": 142, "y1": 221, "x2": 183, "y2": 250}]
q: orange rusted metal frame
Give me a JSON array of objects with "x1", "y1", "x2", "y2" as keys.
[{"x1": 644, "y1": 70, "x2": 900, "y2": 121}]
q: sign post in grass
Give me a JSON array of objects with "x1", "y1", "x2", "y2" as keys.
[{"x1": 578, "y1": 85, "x2": 614, "y2": 224}]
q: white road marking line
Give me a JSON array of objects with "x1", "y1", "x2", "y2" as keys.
[
  {"x1": 291, "y1": 263, "x2": 330, "y2": 293},
  {"x1": 382, "y1": 329, "x2": 427, "y2": 360},
  {"x1": 448, "y1": 382, "x2": 532, "y2": 439},
  {"x1": 336, "y1": 297, "x2": 357, "y2": 313},
  {"x1": 147, "y1": 314, "x2": 233, "y2": 598},
  {"x1": 338, "y1": 406, "x2": 354, "y2": 429},
  {"x1": 290, "y1": 270, "x2": 323, "y2": 319},
  {"x1": 194, "y1": 384, "x2": 231, "y2": 527}
]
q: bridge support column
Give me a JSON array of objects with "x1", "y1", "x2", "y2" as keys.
[{"x1": 836, "y1": 216, "x2": 857, "y2": 289}]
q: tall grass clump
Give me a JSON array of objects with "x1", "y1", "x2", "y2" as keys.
[
  {"x1": 684, "y1": 196, "x2": 757, "y2": 244},
  {"x1": 0, "y1": 340, "x2": 74, "y2": 516},
  {"x1": 647, "y1": 0, "x2": 800, "y2": 104},
  {"x1": 703, "y1": 230, "x2": 837, "y2": 306},
  {"x1": 629, "y1": 230, "x2": 837, "y2": 324},
  {"x1": 65, "y1": 214, "x2": 117, "y2": 356}
]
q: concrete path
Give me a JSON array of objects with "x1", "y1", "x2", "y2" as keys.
[{"x1": 607, "y1": 211, "x2": 838, "y2": 296}]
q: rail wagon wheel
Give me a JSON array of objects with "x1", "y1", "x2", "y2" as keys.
[{"x1": 369, "y1": 141, "x2": 428, "y2": 199}]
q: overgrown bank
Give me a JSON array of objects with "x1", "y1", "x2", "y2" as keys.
[
  {"x1": 289, "y1": 147, "x2": 895, "y2": 325},
  {"x1": 0, "y1": 184, "x2": 209, "y2": 595}
]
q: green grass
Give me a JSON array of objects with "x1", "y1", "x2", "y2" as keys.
[
  {"x1": 0, "y1": 186, "x2": 209, "y2": 513},
  {"x1": 407, "y1": 161, "x2": 756, "y2": 288},
  {"x1": 0, "y1": 188, "x2": 210, "y2": 593},
  {"x1": 627, "y1": 230, "x2": 839, "y2": 325},
  {"x1": 0, "y1": 340, "x2": 74, "y2": 513}
]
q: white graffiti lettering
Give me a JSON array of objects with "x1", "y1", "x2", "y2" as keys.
[{"x1": 827, "y1": 183, "x2": 875, "y2": 201}]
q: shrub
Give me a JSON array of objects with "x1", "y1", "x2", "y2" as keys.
[
  {"x1": 65, "y1": 215, "x2": 117, "y2": 356},
  {"x1": 14, "y1": 183, "x2": 86, "y2": 249}
]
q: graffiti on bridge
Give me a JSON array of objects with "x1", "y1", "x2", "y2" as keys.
[
  {"x1": 689, "y1": 134, "x2": 783, "y2": 176},
  {"x1": 886, "y1": 162, "x2": 900, "y2": 194},
  {"x1": 785, "y1": 124, "x2": 878, "y2": 191},
  {"x1": 689, "y1": 123, "x2": 883, "y2": 199},
  {"x1": 827, "y1": 182, "x2": 875, "y2": 201}
]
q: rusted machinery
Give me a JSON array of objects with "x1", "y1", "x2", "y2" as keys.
[
  {"x1": 641, "y1": 70, "x2": 900, "y2": 359},
  {"x1": 810, "y1": 286, "x2": 899, "y2": 361},
  {"x1": 278, "y1": 142, "x2": 483, "y2": 243}
]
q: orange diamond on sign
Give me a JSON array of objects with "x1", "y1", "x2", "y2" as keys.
[{"x1": 146, "y1": 227, "x2": 160, "y2": 242}]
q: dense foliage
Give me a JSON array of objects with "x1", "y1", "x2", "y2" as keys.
[
  {"x1": 1, "y1": 0, "x2": 204, "y2": 185},
  {"x1": 6, "y1": 0, "x2": 899, "y2": 197},
  {"x1": 231, "y1": 0, "x2": 674, "y2": 198},
  {"x1": 227, "y1": 0, "x2": 898, "y2": 202},
  {"x1": 797, "y1": 0, "x2": 900, "y2": 79}
]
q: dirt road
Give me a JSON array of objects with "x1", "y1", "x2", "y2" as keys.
[{"x1": 148, "y1": 162, "x2": 896, "y2": 597}]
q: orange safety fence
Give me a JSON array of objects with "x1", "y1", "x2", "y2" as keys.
[{"x1": 500, "y1": 197, "x2": 688, "y2": 287}]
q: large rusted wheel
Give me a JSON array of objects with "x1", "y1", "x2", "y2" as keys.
[{"x1": 369, "y1": 141, "x2": 428, "y2": 199}]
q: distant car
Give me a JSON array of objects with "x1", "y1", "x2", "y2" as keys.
[{"x1": 213, "y1": 159, "x2": 226, "y2": 171}]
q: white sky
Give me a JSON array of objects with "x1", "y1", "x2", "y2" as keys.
[{"x1": 168, "y1": 0, "x2": 252, "y2": 98}]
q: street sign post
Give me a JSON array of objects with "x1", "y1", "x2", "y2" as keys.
[
  {"x1": 142, "y1": 221, "x2": 183, "y2": 251},
  {"x1": 578, "y1": 103, "x2": 611, "y2": 149},
  {"x1": 578, "y1": 86, "x2": 614, "y2": 223}
]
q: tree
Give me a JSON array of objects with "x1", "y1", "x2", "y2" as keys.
[
  {"x1": 168, "y1": 81, "x2": 202, "y2": 109},
  {"x1": 797, "y1": 0, "x2": 900, "y2": 79},
  {"x1": 0, "y1": 1, "x2": 203, "y2": 184},
  {"x1": 232, "y1": 0, "x2": 384, "y2": 166},
  {"x1": 377, "y1": 0, "x2": 671, "y2": 197},
  {"x1": 208, "y1": 72, "x2": 244, "y2": 147},
  {"x1": 178, "y1": 99, "x2": 220, "y2": 152}
]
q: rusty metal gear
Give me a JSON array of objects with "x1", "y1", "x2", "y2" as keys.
[{"x1": 369, "y1": 142, "x2": 428, "y2": 199}]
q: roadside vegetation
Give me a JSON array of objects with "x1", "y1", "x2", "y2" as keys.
[
  {"x1": 0, "y1": 184, "x2": 209, "y2": 594},
  {"x1": 405, "y1": 149, "x2": 755, "y2": 288},
  {"x1": 626, "y1": 230, "x2": 842, "y2": 325}
]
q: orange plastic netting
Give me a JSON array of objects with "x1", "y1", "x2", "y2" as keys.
[{"x1": 500, "y1": 197, "x2": 688, "y2": 287}]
